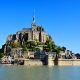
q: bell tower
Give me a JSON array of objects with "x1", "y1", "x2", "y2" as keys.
[{"x1": 32, "y1": 10, "x2": 37, "y2": 31}]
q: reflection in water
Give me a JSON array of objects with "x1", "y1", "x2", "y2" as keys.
[{"x1": 0, "y1": 65, "x2": 80, "y2": 80}]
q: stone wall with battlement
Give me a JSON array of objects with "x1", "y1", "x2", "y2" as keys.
[{"x1": 48, "y1": 57, "x2": 80, "y2": 66}]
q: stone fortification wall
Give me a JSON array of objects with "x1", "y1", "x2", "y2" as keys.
[
  {"x1": 58, "y1": 59, "x2": 80, "y2": 66},
  {"x1": 24, "y1": 60, "x2": 43, "y2": 66},
  {"x1": 48, "y1": 58, "x2": 80, "y2": 66}
]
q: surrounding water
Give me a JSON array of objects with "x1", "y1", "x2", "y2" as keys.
[{"x1": 0, "y1": 65, "x2": 80, "y2": 80}]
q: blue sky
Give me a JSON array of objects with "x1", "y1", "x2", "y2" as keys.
[{"x1": 0, "y1": 0, "x2": 80, "y2": 53}]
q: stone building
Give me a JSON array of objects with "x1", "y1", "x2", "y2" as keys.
[
  {"x1": 60, "y1": 50, "x2": 77, "y2": 59},
  {"x1": 7, "y1": 16, "x2": 47, "y2": 45}
]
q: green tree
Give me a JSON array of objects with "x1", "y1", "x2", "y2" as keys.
[
  {"x1": 56, "y1": 46, "x2": 63, "y2": 54},
  {"x1": 44, "y1": 35, "x2": 56, "y2": 52},
  {"x1": 24, "y1": 41, "x2": 37, "y2": 51},
  {"x1": 0, "y1": 53, "x2": 4, "y2": 59},
  {"x1": 22, "y1": 44, "x2": 28, "y2": 51},
  {"x1": 25, "y1": 41, "x2": 34, "y2": 48},
  {"x1": 62, "y1": 46, "x2": 66, "y2": 52},
  {"x1": 0, "y1": 49, "x2": 4, "y2": 58}
]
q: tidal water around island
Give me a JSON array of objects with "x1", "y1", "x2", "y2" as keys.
[{"x1": 0, "y1": 65, "x2": 80, "y2": 80}]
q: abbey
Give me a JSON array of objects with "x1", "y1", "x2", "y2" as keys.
[{"x1": 7, "y1": 17, "x2": 47, "y2": 44}]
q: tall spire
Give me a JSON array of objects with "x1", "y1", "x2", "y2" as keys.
[
  {"x1": 32, "y1": 9, "x2": 35, "y2": 23},
  {"x1": 32, "y1": 9, "x2": 36, "y2": 27}
]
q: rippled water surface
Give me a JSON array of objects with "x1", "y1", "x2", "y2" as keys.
[{"x1": 0, "y1": 65, "x2": 80, "y2": 80}]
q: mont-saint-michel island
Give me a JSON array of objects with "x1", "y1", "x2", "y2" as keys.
[
  {"x1": 0, "y1": 16, "x2": 80, "y2": 66},
  {"x1": 1, "y1": 0, "x2": 80, "y2": 80}
]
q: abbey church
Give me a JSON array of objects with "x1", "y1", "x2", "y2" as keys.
[{"x1": 7, "y1": 16, "x2": 47, "y2": 44}]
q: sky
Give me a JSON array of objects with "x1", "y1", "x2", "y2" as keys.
[{"x1": 0, "y1": 0, "x2": 80, "y2": 53}]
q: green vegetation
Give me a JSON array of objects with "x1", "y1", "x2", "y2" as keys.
[
  {"x1": 56, "y1": 46, "x2": 63, "y2": 54},
  {"x1": 7, "y1": 41, "x2": 21, "y2": 48},
  {"x1": 43, "y1": 35, "x2": 66, "y2": 54},
  {"x1": 22, "y1": 41, "x2": 41, "y2": 51},
  {"x1": 5, "y1": 35, "x2": 66, "y2": 55},
  {"x1": 62, "y1": 46, "x2": 66, "y2": 52},
  {"x1": 0, "y1": 53, "x2": 4, "y2": 59},
  {"x1": 0, "y1": 49, "x2": 4, "y2": 58},
  {"x1": 43, "y1": 35, "x2": 56, "y2": 52}
]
